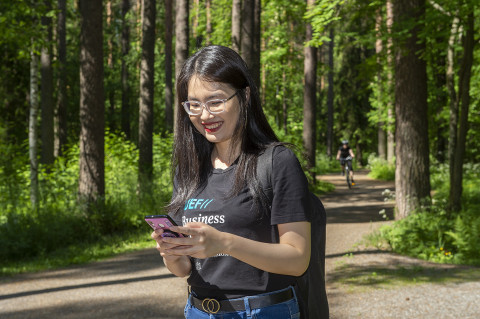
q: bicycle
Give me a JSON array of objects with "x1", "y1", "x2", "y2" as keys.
[{"x1": 340, "y1": 156, "x2": 354, "y2": 189}]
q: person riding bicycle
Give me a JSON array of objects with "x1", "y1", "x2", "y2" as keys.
[{"x1": 336, "y1": 140, "x2": 355, "y2": 185}]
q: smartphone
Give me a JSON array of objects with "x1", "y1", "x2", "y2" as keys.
[{"x1": 144, "y1": 214, "x2": 185, "y2": 238}]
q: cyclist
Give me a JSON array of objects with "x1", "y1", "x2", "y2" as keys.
[{"x1": 336, "y1": 140, "x2": 355, "y2": 185}]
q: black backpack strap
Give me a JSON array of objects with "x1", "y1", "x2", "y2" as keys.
[{"x1": 256, "y1": 145, "x2": 275, "y2": 204}]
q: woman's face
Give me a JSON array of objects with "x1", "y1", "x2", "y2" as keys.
[{"x1": 186, "y1": 76, "x2": 241, "y2": 148}]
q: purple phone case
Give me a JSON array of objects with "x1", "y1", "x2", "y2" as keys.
[{"x1": 144, "y1": 215, "x2": 184, "y2": 238}]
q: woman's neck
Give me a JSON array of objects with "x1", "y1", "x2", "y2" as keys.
[{"x1": 212, "y1": 143, "x2": 240, "y2": 169}]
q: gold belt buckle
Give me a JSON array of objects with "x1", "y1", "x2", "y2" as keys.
[{"x1": 201, "y1": 298, "x2": 220, "y2": 314}]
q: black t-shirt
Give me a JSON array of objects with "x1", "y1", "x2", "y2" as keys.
[
  {"x1": 169, "y1": 146, "x2": 311, "y2": 300},
  {"x1": 338, "y1": 146, "x2": 351, "y2": 159}
]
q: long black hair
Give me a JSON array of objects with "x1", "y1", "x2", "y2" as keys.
[{"x1": 168, "y1": 45, "x2": 279, "y2": 215}]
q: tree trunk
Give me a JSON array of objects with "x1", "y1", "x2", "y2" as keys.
[
  {"x1": 121, "y1": 0, "x2": 131, "y2": 139},
  {"x1": 432, "y1": 29, "x2": 448, "y2": 164},
  {"x1": 447, "y1": 15, "x2": 459, "y2": 211},
  {"x1": 56, "y1": 0, "x2": 67, "y2": 157},
  {"x1": 192, "y1": 0, "x2": 203, "y2": 47},
  {"x1": 79, "y1": 0, "x2": 105, "y2": 202},
  {"x1": 175, "y1": 0, "x2": 189, "y2": 130},
  {"x1": 393, "y1": 0, "x2": 430, "y2": 219},
  {"x1": 303, "y1": 0, "x2": 317, "y2": 170},
  {"x1": 41, "y1": 0, "x2": 54, "y2": 166},
  {"x1": 106, "y1": 0, "x2": 116, "y2": 131},
  {"x1": 241, "y1": 0, "x2": 254, "y2": 70},
  {"x1": 375, "y1": 7, "x2": 386, "y2": 160},
  {"x1": 232, "y1": 0, "x2": 242, "y2": 52},
  {"x1": 139, "y1": 0, "x2": 156, "y2": 195},
  {"x1": 386, "y1": 0, "x2": 395, "y2": 164},
  {"x1": 251, "y1": 0, "x2": 261, "y2": 89},
  {"x1": 282, "y1": 70, "x2": 287, "y2": 136},
  {"x1": 165, "y1": 0, "x2": 174, "y2": 131},
  {"x1": 450, "y1": 11, "x2": 474, "y2": 212},
  {"x1": 326, "y1": 28, "x2": 334, "y2": 158},
  {"x1": 206, "y1": 0, "x2": 212, "y2": 45},
  {"x1": 29, "y1": 47, "x2": 39, "y2": 206}
]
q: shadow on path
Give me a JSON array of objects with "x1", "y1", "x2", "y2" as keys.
[
  {"x1": 0, "y1": 273, "x2": 175, "y2": 301},
  {"x1": 0, "y1": 296, "x2": 185, "y2": 319}
]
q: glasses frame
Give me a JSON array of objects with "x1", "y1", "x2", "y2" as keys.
[{"x1": 182, "y1": 90, "x2": 240, "y2": 116}]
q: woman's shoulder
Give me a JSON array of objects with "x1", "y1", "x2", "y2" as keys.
[{"x1": 268, "y1": 144, "x2": 303, "y2": 167}]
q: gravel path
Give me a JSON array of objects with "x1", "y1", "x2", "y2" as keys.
[
  {"x1": 1, "y1": 170, "x2": 479, "y2": 318},
  {"x1": 320, "y1": 171, "x2": 480, "y2": 319}
]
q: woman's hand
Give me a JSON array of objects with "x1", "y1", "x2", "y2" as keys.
[
  {"x1": 151, "y1": 229, "x2": 191, "y2": 261},
  {"x1": 161, "y1": 222, "x2": 228, "y2": 259}
]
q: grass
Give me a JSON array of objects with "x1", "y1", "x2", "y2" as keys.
[
  {"x1": 330, "y1": 252, "x2": 480, "y2": 293},
  {"x1": 0, "y1": 230, "x2": 155, "y2": 277},
  {"x1": 311, "y1": 178, "x2": 336, "y2": 194}
]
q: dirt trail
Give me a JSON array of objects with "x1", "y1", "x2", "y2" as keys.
[
  {"x1": 1, "y1": 170, "x2": 478, "y2": 318},
  {"x1": 319, "y1": 170, "x2": 480, "y2": 319}
]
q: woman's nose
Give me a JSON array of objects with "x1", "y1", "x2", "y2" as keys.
[{"x1": 200, "y1": 106, "x2": 213, "y2": 120}]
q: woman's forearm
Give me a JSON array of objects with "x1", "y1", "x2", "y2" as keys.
[
  {"x1": 163, "y1": 255, "x2": 192, "y2": 278},
  {"x1": 223, "y1": 228, "x2": 310, "y2": 276},
  {"x1": 166, "y1": 222, "x2": 310, "y2": 276}
]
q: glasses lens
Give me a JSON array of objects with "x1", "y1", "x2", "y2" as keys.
[
  {"x1": 206, "y1": 100, "x2": 225, "y2": 114},
  {"x1": 185, "y1": 101, "x2": 202, "y2": 115}
]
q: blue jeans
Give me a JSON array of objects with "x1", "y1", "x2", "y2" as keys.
[{"x1": 184, "y1": 286, "x2": 301, "y2": 319}]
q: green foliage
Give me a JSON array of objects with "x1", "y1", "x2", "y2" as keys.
[
  {"x1": 378, "y1": 164, "x2": 480, "y2": 266},
  {"x1": 367, "y1": 154, "x2": 395, "y2": 181},
  {"x1": 0, "y1": 133, "x2": 173, "y2": 269},
  {"x1": 306, "y1": 0, "x2": 345, "y2": 47}
]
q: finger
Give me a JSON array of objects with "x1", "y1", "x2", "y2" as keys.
[
  {"x1": 166, "y1": 245, "x2": 199, "y2": 256},
  {"x1": 170, "y1": 224, "x2": 203, "y2": 236},
  {"x1": 161, "y1": 235, "x2": 195, "y2": 246},
  {"x1": 151, "y1": 229, "x2": 164, "y2": 239}
]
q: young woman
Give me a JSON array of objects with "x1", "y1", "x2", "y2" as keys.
[{"x1": 151, "y1": 45, "x2": 311, "y2": 319}]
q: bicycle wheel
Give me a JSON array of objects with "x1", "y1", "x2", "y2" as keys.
[{"x1": 346, "y1": 167, "x2": 351, "y2": 189}]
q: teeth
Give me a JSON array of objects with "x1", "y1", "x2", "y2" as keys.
[{"x1": 205, "y1": 122, "x2": 222, "y2": 129}]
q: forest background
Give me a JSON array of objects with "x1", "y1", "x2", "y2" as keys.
[{"x1": 0, "y1": 0, "x2": 479, "y2": 275}]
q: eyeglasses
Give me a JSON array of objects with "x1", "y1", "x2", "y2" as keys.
[{"x1": 182, "y1": 90, "x2": 240, "y2": 116}]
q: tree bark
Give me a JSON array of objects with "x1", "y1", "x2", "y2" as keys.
[
  {"x1": 432, "y1": 28, "x2": 448, "y2": 163},
  {"x1": 121, "y1": 0, "x2": 131, "y2": 139},
  {"x1": 206, "y1": 0, "x2": 212, "y2": 45},
  {"x1": 139, "y1": 0, "x2": 156, "y2": 194},
  {"x1": 375, "y1": 7, "x2": 386, "y2": 160},
  {"x1": 192, "y1": 0, "x2": 203, "y2": 47},
  {"x1": 56, "y1": 0, "x2": 67, "y2": 157},
  {"x1": 41, "y1": 0, "x2": 54, "y2": 166},
  {"x1": 326, "y1": 28, "x2": 334, "y2": 159},
  {"x1": 393, "y1": 0, "x2": 431, "y2": 219},
  {"x1": 241, "y1": 0, "x2": 254, "y2": 70},
  {"x1": 175, "y1": 0, "x2": 189, "y2": 130},
  {"x1": 386, "y1": 0, "x2": 395, "y2": 164},
  {"x1": 303, "y1": 0, "x2": 317, "y2": 170},
  {"x1": 165, "y1": 0, "x2": 174, "y2": 131},
  {"x1": 447, "y1": 15, "x2": 459, "y2": 210},
  {"x1": 106, "y1": 0, "x2": 116, "y2": 131},
  {"x1": 232, "y1": 0, "x2": 242, "y2": 53},
  {"x1": 29, "y1": 47, "x2": 39, "y2": 206},
  {"x1": 450, "y1": 11, "x2": 474, "y2": 212},
  {"x1": 251, "y1": 0, "x2": 261, "y2": 89},
  {"x1": 79, "y1": 0, "x2": 105, "y2": 202}
]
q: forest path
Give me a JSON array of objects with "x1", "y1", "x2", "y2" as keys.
[
  {"x1": 319, "y1": 170, "x2": 480, "y2": 318},
  {"x1": 1, "y1": 171, "x2": 479, "y2": 318}
]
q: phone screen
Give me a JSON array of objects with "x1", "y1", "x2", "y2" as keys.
[{"x1": 144, "y1": 215, "x2": 185, "y2": 238}]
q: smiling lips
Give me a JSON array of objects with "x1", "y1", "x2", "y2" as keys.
[{"x1": 203, "y1": 121, "x2": 223, "y2": 133}]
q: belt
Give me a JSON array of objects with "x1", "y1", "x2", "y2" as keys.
[{"x1": 190, "y1": 288, "x2": 294, "y2": 314}]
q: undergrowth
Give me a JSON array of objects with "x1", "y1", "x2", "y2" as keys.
[
  {"x1": 370, "y1": 161, "x2": 480, "y2": 266},
  {"x1": 367, "y1": 154, "x2": 395, "y2": 181},
  {"x1": 0, "y1": 132, "x2": 173, "y2": 275}
]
